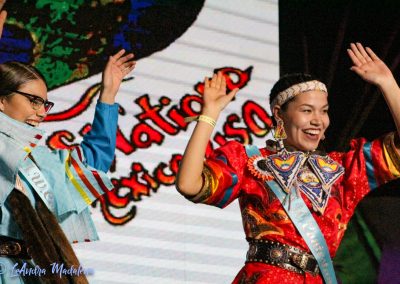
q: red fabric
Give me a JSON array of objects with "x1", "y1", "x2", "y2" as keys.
[{"x1": 199, "y1": 136, "x2": 397, "y2": 283}]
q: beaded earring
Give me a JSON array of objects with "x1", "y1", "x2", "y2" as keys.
[{"x1": 274, "y1": 119, "x2": 287, "y2": 150}]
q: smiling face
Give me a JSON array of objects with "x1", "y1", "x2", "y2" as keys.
[
  {"x1": 0, "y1": 79, "x2": 48, "y2": 127},
  {"x1": 274, "y1": 90, "x2": 329, "y2": 152}
]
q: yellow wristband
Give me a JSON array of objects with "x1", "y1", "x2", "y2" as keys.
[
  {"x1": 198, "y1": 115, "x2": 216, "y2": 127},
  {"x1": 184, "y1": 115, "x2": 216, "y2": 128}
]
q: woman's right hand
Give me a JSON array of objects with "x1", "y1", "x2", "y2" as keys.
[
  {"x1": 0, "y1": 0, "x2": 7, "y2": 39},
  {"x1": 202, "y1": 72, "x2": 238, "y2": 120}
]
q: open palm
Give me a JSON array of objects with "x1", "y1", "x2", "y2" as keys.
[
  {"x1": 202, "y1": 72, "x2": 238, "y2": 116},
  {"x1": 102, "y1": 49, "x2": 136, "y2": 95},
  {"x1": 347, "y1": 42, "x2": 394, "y2": 86}
]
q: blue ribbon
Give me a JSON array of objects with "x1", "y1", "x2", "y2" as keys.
[{"x1": 245, "y1": 145, "x2": 337, "y2": 284}]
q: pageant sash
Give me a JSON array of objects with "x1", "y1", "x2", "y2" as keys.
[
  {"x1": 245, "y1": 145, "x2": 337, "y2": 284},
  {"x1": 19, "y1": 158, "x2": 56, "y2": 212},
  {"x1": 267, "y1": 181, "x2": 337, "y2": 283}
]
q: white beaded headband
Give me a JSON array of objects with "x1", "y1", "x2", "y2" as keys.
[{"x1": 270, "y1": 80, "x2": 327, "y2": 112}]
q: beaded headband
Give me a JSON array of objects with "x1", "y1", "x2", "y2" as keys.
[{"x1": 270, "y1": 80, "x2": 327, "y2": 112}]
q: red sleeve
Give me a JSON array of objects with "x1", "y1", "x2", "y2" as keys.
[
  {"x1": 330, "y1": 133, "x2": 400, "y2": 216},
  {"x1": 187, "y1": 140, "x2": 248, "y2": 208}
]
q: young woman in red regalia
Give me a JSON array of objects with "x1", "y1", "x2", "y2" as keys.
[{"x1": 176, "y1": 43, "x2": 400, "y2": 283}]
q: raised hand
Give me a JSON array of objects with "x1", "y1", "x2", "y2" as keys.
[
  {"x1": 347, "y1": 42, "x2": 394, "y2": 87},
  {"x1": 100, "y1": 49, "x2": 136, "y2": 104},
  {"x1": 0, "y1": 0, "x2": 7, "y2": 39},
  {"x1": 202, "y1": 72, "x2": 238, "y2": 119}
]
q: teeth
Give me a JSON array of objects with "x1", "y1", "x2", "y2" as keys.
[
  {"x1": 304, "y1": 130, "x2": 320, "y2": 135},
  {"x1": 26, "y1": 120, "x2": 39, "y2": 127}
]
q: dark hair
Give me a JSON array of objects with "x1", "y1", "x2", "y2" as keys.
[
  {"x1": 269, "y1": 73, "x2": 322, "y2": 125},
  {"x1": 0, "y1": 62, "x2": 47, "y2": 97}
]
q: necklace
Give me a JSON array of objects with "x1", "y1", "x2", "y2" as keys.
[{"x1": 247, "y1": 140, "x2": 344, "y2": 214}]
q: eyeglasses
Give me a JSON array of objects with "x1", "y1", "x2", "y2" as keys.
[{"x1": 9, "y1": 90, "x2": 54, "y2": 113}]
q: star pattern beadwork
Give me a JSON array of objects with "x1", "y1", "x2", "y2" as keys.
[
  {"x1": 296, "y1": 167, "x2": 330, "y2": 214},
  {"x1": 308, "y1": 155, "x2": 345, "y2": 188},
  {"x1": 247, "y1": 146, "x2": 345, "y2": 213},
  {"x1": 265, "y1": 149, "x2": 307, "y2": 193},
  {"x1": 247, "y1": 156, "x2": 274, "y2": 182}
]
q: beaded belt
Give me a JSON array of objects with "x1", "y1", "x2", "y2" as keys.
[
  {"x1": 246, "y1": 239, "x2": 319, "y2": 276},
  {"x1": 0, "y1": 235, "x2": 31, "y2": 259}
]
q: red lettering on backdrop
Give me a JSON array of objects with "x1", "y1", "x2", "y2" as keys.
[
  {"x1": 135, "y1": 95, "x2": 179, "y2": 135},
  {"x1": 242, "y1": 101, "x2": 273, "y2": 137},
  {"x1": 194, "y1": 66, "x2": 253, "y2": 95},
  {"x1": 115, "y1": 122, "x2": 165, "y2": 154},
  {"x1": 116, "y1": 127, "x2": 135, "y2": 154},
  {"x1": 45, "y1": 66, "x2": 274, "y2": 225},
  {"x1": 79, "y1": 124, "x2": 92, "y2": 136},
  {"x1": 44, "y1": 78, "x2": 134, "y2": 122},
  {"x1": 154, "y1": 154, "x2": 182, "y2": 185},
  {"x1": 131, "y1": 123, "x2": 164, "y2": 149},
  {"x1": 45, "y1": 83, "x2": 101, "y2": 122},
  {"x1": 96, "y1": 178, "x2": 137, "y2": 225},
  {"x1": 46, "y1": 130, "x2": 77, "y2": 149},
  {"x1": 167, "y1": 107, "x2": 187, "y2": 130},
  {"x1": 213, "y1": 133, "x2": 228, "y2": 147},
  {"x1": 179, "y1": 94, "x2": 202, "y2": 117},
  {"x1": 223, "y1": 114, "x2": 251, "y2": 144},
  {"x1": 98, "y1": 194, "x2": 137, "y2": 225}
]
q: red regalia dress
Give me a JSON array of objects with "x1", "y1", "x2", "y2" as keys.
[{"x1": 184, "y1": 132, "x2": 400, "y2": 283}]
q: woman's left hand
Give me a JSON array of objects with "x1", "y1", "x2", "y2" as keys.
[
  {"x1": 347, "y1": 42, "x2": 394, "y2": 87},
  {"x1": 100, "y1": 49, "x2": 136, "y2": 104}
]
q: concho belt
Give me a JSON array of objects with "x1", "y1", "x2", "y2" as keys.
[{"x1": 246, "y1": 239, "x2": 319, "y2": 276}]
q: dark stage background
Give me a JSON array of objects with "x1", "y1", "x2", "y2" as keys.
[{"x1": 279, "y1": 1, "x2": 400, "y2": 283}]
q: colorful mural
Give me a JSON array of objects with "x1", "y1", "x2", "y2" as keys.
[{"x1": 0, "y1": 0, "x2": 205, "y2": 89}]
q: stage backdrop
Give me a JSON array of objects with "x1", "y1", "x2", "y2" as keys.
[{"x1": 1, "y1": 1, "x2": 278, "y2": 283}]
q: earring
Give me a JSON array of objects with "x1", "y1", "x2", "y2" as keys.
[{"x1": 274, "y1": 119, "x2": 287, "y2": 150}]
